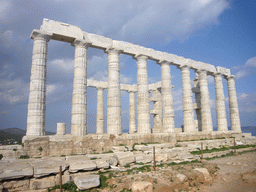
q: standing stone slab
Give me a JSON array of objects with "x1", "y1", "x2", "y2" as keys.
[{"x1": 74, "y1": 175, "x2": 100, "y2": 190}]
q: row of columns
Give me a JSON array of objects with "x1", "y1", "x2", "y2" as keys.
[{"x1": 26, "y1": 31, "x2": 241, "y2": 136}]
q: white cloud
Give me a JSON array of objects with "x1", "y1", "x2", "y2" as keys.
[
  {"x1": 0, "y1": 78, "x2": 29, "y2": 104},
  {"x1": 234, "y1": 56, "x2": 256, "y2": 79},
  {"x1": 48, "y1": 59, "x2": 74, "y2": 72},
  {"x1": 0, "y1": 0, "x2": 11, "y2": 19},
  {"x1": 207, "y1": 75, "x2": 215, "y2": 84},
  {"x1": 46, "y1": 84, "x2": 57, "y2": 95}
]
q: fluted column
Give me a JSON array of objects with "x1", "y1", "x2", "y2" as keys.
[
  {"x1": 179, "y1": 65, "x2": 196, "y2": 132},
  {"x1": 160, "y1": 61, "x2": 175, "y2": 133},
  {"x1": 215, "y1": 73, "x2": 228, "y2": 131},
  {"x1": 96, "y1": 88, "x2": 104, "y2": 134},
  {"x1": 198, "y1": 70, "x2": 213, "y2": 132},
  {"x1": 128, "y1": 91, "x2": 136, "y2": 134},
  {"x1": 26, "y1": 30, "x2": 51, "y2": 136},
  {"x1": 71, "y1": 39, "x2": 89, "y2": 136},
  {"x1": 226, "y1": 75, "x2": 241, "y2": 132},
  {"x1": 135, "y1": 55, "x2": 151, "y2": 134},
  {"x1": 152, "y1": 88, "x2": 163, "y2": 133},
  {"x1": 106, "y1": 48, "x2": 122, "y2": 135}
]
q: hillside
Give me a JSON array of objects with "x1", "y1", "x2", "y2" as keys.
[{"x1": 0, "y1": 128, "x2": 55, "y2": 145}]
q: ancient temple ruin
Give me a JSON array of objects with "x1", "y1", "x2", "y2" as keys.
[{"x1": 23, "y1": 19, "x2": 242, "y2": 156}]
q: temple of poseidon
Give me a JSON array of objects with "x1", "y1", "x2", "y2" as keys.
[{"x1": 22, "y1": 18, "x2": 245, "y2": 156}]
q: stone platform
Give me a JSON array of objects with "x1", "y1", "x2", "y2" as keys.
[{"x1": 21, "y1": 131, "x2": 250, "y2": 158}]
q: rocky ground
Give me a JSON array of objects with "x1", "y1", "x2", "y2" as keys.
[{"x1": 200, "y1": 151, "x2": 256, "y2": 192}]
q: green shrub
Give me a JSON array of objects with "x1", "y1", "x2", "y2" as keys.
[
  {"x1": 19, "y1": 154, "x2": 29, "y2": 159},
  {"x1": 38, "y1": 147, "x2": 43, "y2": 152}
]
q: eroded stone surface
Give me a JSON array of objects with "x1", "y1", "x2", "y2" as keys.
[{"x1": 74, "y1": 175, "x2": 100, "y2": 190}]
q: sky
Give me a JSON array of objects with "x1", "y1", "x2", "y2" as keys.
[{"x1": 0, "y1": 0, "x2": 255, "y2": 135}]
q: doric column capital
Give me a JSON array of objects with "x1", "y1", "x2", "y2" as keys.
[
  {"x1": 178, "y1": 64, "x2": 190, "y2": 70},
  {"x1": 105, "y1": 47, "x2": 122, "y2": 55},
  {"x1": 224, "y1": 75, "x2": 235, "y2": 80},
  {"x1": 214, "y1": 72, "x2": 223, "y2": 77},
  {"x1": 30, "y1": 29, "x2": 52, "y2": 42},
  {"x1": 71, "y1": 39, "x2": 91, "y2": 48},
  {"x1": 158, "y1": 60, "x2": 171, "y2": 65},
  {"x1": 133, "y1": 54, "x2": 148, "y2": 61}
]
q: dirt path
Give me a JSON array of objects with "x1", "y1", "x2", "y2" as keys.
[{"x1": 200, "y1": 152, "x2": 256, "y2": 192}]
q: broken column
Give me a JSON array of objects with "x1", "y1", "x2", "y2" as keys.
[
  {"x1": 26, "y1": 30, "x2": 52, "y2": 136},
  {"x1": 106, "y1": 48, "x2": 122, "y2": 135},
  {"x1": 57, "y1": 123, "x2": 66, "y2": 135},
  {"x1": 214, "y1": 73, "x2": 228, "y2": 131},
  {"x1": 71, "y1": 39, "x2": 89, "y2": 136}
]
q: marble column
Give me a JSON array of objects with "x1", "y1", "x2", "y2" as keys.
[
  {"x1": 160, "y1": 61, "x2": 175, "y2": 133},
  {"x1": 71, "y1": 39, "x2": 89, "y2": 136},
  {"x1": 26, "y1": 30, "x2": 51, "y2": 136},
  {"x1": 106, "y1": 48, "x2": 122, "y2": 135},
  {"x1": 214, "y1": 73, "x2": 228, "y2": 131},
  {"x1": 226, "y1": 75, "x2": 241, "y2": 132},
  {"x1": 198, "y1": 70, "x2": 213, "y2": 132},
  {"x1": 128, "y1": 91, "x2": 136, "y2": 134},
  {"x1": 96, "y1": 88, "x2": 104, "y2": 134},
  {"x1": 135, "y1": 55, "x2": 151, "y2": 134},
  {"x1": 179, "y1": 65, "x2": 196, "y2": 132},
  {"x1": 193, "y1": 76, "x2": 202, "y2": 131},
  {"x1": 152, "y1": 88, "x2": 163, "y2": 133}
]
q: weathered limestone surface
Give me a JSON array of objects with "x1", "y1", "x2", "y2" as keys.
[
  {"x1": 136, "y1": 55, "x2": 151, "y2": 134},
  {"x1": 68, "y1": 160, "x2": 97, "y2": 173},
  {"x1": 3, "y1": 180, "x2": 30, "y2": 192},
  {"x1": 180, "y1": 65, "x2": 196, "y2": 133},
  {"x1": 114, "y1": 152, "x2": 135, "y2": 166},
  {"x1": 227, "y1": 76, "x2": 241, "y2": 132},
  {"x1": 30, "y1": 176, "x2": 56, "y2": 190},
  {"x1": 26, "y1": 30, "x2": 52, "y2": 136},
  {"x1": 160, "y1": 61, "x2": 175, "y2": 133},
  {"x1": 151, "y1": 88, "x2": 163, "y2": 133},
  {"x1": 198, "y1": 70, "x2": 213, "y2": 132},
  {"x1": 96, "y1": 88, "x2": 104, "y2": 134},
  {"x1": 56, "y1": 123, "x2": 66, "y2": 135},
  {"x1": 71, "y1": 39, "x2": 89, "y2": 136},
  {"x1": 74, "y1": 175, "x2": 100, "y2": 190},
  {"x1": 106, "y1": 48, "x2": 122, "y2": 135},
  {"x1": 0, "y1": 161, "x2": 33, "y2": 181},
  {"x1": 214, "y1": 73, "x2": 228, "y2": 131},
  {"x1": 30, "y1": 159, "x2": 68, "y2": 178},
  {"x1": 131, "y1": 181, "x2": 153, "y2": 192}
]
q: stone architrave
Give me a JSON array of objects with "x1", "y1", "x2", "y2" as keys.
[
  {"x1": 96, "y1": 88, "x2": 104, "y2": 134},
  {"x1": 226, "y1": 75, "x2": 241, "y2": 132},
  {"x1": 198, "y1": 70, "x2": 213, "y2": 132},
  {"x1": 135, "y1": 55, "x2": 151, "y2": 134},
  {"x1": 214, "y1": 73, "x2": 228, "y2": 131},
  {"x1": 179, "y1": 65, "x2": 196, "y2": 132},
  {"x1": 128, "y1": 91, "x2": 136, "y2": 134},
  {"x1": 105, "y1": 48, "x2": 122, "y2": 135},
  {"x1": 71, "y1": 39, "x2": 90, "y2": 135},
  {"x1": 160, "y1": 61, "x2": 175, "y2": 133},
  {"x1": 26, "y1": 30, "x2": 52, "y2": 136}
]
